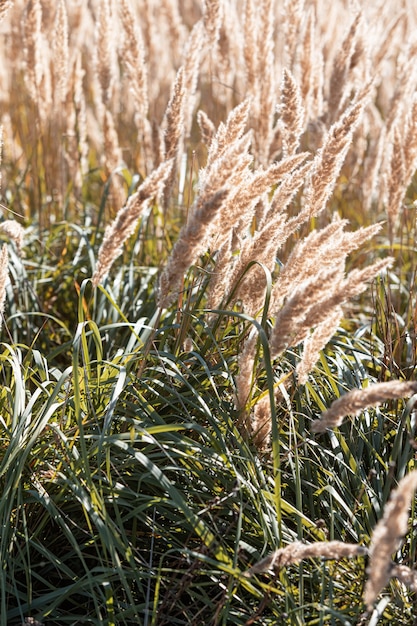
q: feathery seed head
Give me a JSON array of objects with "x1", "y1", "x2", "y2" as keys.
[
  {"x1": 0, "y1": 220, "x2": 24, "y2": 254},
  {"x1": 92, "y1": 159, "x2": 173, "y2": 286},
  {"x1": 312, "y1": 379, "x2": 417, "y2": 433},
  {"x1": 364, "y1": 471, "x2": 417, "y2": 609},
  {"x1": 244, "y1": 540, "x2": 366, "y2": 577}
]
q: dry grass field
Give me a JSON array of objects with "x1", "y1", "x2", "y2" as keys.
[{"x1": 1, "y1": 0, "x2": 417, "y2": 624}]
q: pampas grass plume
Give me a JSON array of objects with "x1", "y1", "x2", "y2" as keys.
[
  {"x1": 92, "y1": 159, "x2": 173, "y2": 286},
  {"x1": 0, "y1": 0, "x2": 13, "y2": 23},
  {"x1": 364, "y1": 471, "x2": 417, "y2": 609},
  {"x1": 244, "y1": 540, "x2": 366, "y2": 577},
  {"x1": 311, "y1": 380, "x2": 417, "y2": 433},
  {"x1": 0, "y1": 244, "x2": 8, "y2": 330},
  {"x1": 158, "y1": 187, "x2": 230, "y2": 308},
  {"x1": 0, "y1": 220, "x2": 25, "y2": 254}
]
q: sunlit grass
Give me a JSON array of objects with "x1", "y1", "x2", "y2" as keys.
[{"x1": 1, "y1": 2, "x2": 417, "y2": 625}]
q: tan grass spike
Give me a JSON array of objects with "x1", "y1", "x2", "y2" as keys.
[
  {"x1": 311, "y1": 380, "x2": 417, "y2": 433},
  {"x1": 364, "y1": 471, "x2": 417, "y2": 609},
  {"x1": 244, "y1": 540, "x2": 366, "y2": 577},
  {"x1": 92, "y1": 160, "x2": 173, "y2": 286}
]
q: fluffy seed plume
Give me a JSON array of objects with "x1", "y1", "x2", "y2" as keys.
[
  {"x1": 0, "y1": 220, "x2": 25, "y2": 254},
  {"x1": 364, "y1": 471, "x2": 417, "y2": 609},
  {"x1": 205, "y1": 98, "x2": 251, "y2": 167},
  {"x1": 72, "y1": 54, "x2": 88, "y2": 181},
  {"x1": 386, "y1": 127, "x2": 405, "y2": 239},
  {"x1": 297, "y1": 258, "x2": 392, "y2": 344},
  {"x1": 251, "y1": 394, "x2": 273, "y2": 450},
  {"x1": 162, "y1": 67, "x2": 186, "y2": 162},
  {"x1": 278, "y1": 68, "x2": 305, "y2": 156},
  {"x1": 158, "y1": 188, "x2": 230, "y2": 308},
  {"x1": 272, "y1": 222, "x2": 384, "y2": 312},
  {"x1": 95, "y1": 0, "x2": 114, "y2": 107},
  {"x1": 234, "y1": 153, "x2": 308, "y2": 216},
  {"x1": 311, "y1": 380, "x2": 417, "y2": 433},
  {"x1": 253, "y1": 0, "x2": 275, "y2": 165},
  {"x1": 181, "y1": 20, "x2": 205, "y2": 139},
  {"x1": 390, "y1": 564, "x2": 417, "y2": 593},
  {"x1": 0, "y1": 244, "x2": 8, "y2": 330},
  {"x1": 296, "y1": 306, "x2": 343, "y2": 385},
  {"x1": 260, "y1": 160, "x2": 314, "y2": 230},
  {"x1": 243, "y1": 0, "x2": 258, "y2": 92},
  {"x1": 235, "y1": 331, "x2": 258, "y2": 437},
  {"x1": 119, "y1": 0, "x2": 149, "y2": 125},
  {"x1": 298, "y1": 88, "x2": 371, "y2": 223},
  {"x1": 197, "y1": 110, "x2": 216, "y2": 146},
  {"x1": 327, "y1": 12, "x2": 362, "y2": 122},
  {"x1": 223, "y1": 215, "x2": 287, "y2": 316},
  {"x1": 206, "y1": 153, "x2": 309, "y2": 314},
  {"x1": 271, "y1": 220, "x2": 348, "y2": 309},
  {"x1": 283, "y1": 0, "x2": 304, "y2": 67},
  {"x1": 270, "y1": 256, "x2": 392, "y2": 360},
  {"x1": 202, "y1": 0, "x2": 222, "y2": 50},
  {"x1": 52, "y1": 0, "x2": 69, "y2": 104},
  {"x1": 158, "y1": 100, "x2": 254, "y2": 307},
  {"x1": 299, "y1": 8, "x2": 314, "y2": 117},
  {"x1": 244, "y1": 541, "x2": 366, "y2": 577},
  {"x1": 403, "y1": 96, "x2": 417, "y2": 182},
  {"x1": 161, "y1": 67, "x2": 186, "y2": 206},
  {"x1": 23, "y1": 0, "x2": 43, "y2": 104},
  {"x1": 92, "y1": 160, "x2": 173, "y2": 286},
  {"x1": 269, "y1": 266, "x2": 341, "y2": 359},
  {"x1": 0, "y1": 1, "x2": 13, "y2": 23}
]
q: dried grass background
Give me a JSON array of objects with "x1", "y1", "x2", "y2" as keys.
[{"x1": 0, "y1": 0, "x2": 415, "y2": 226}]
